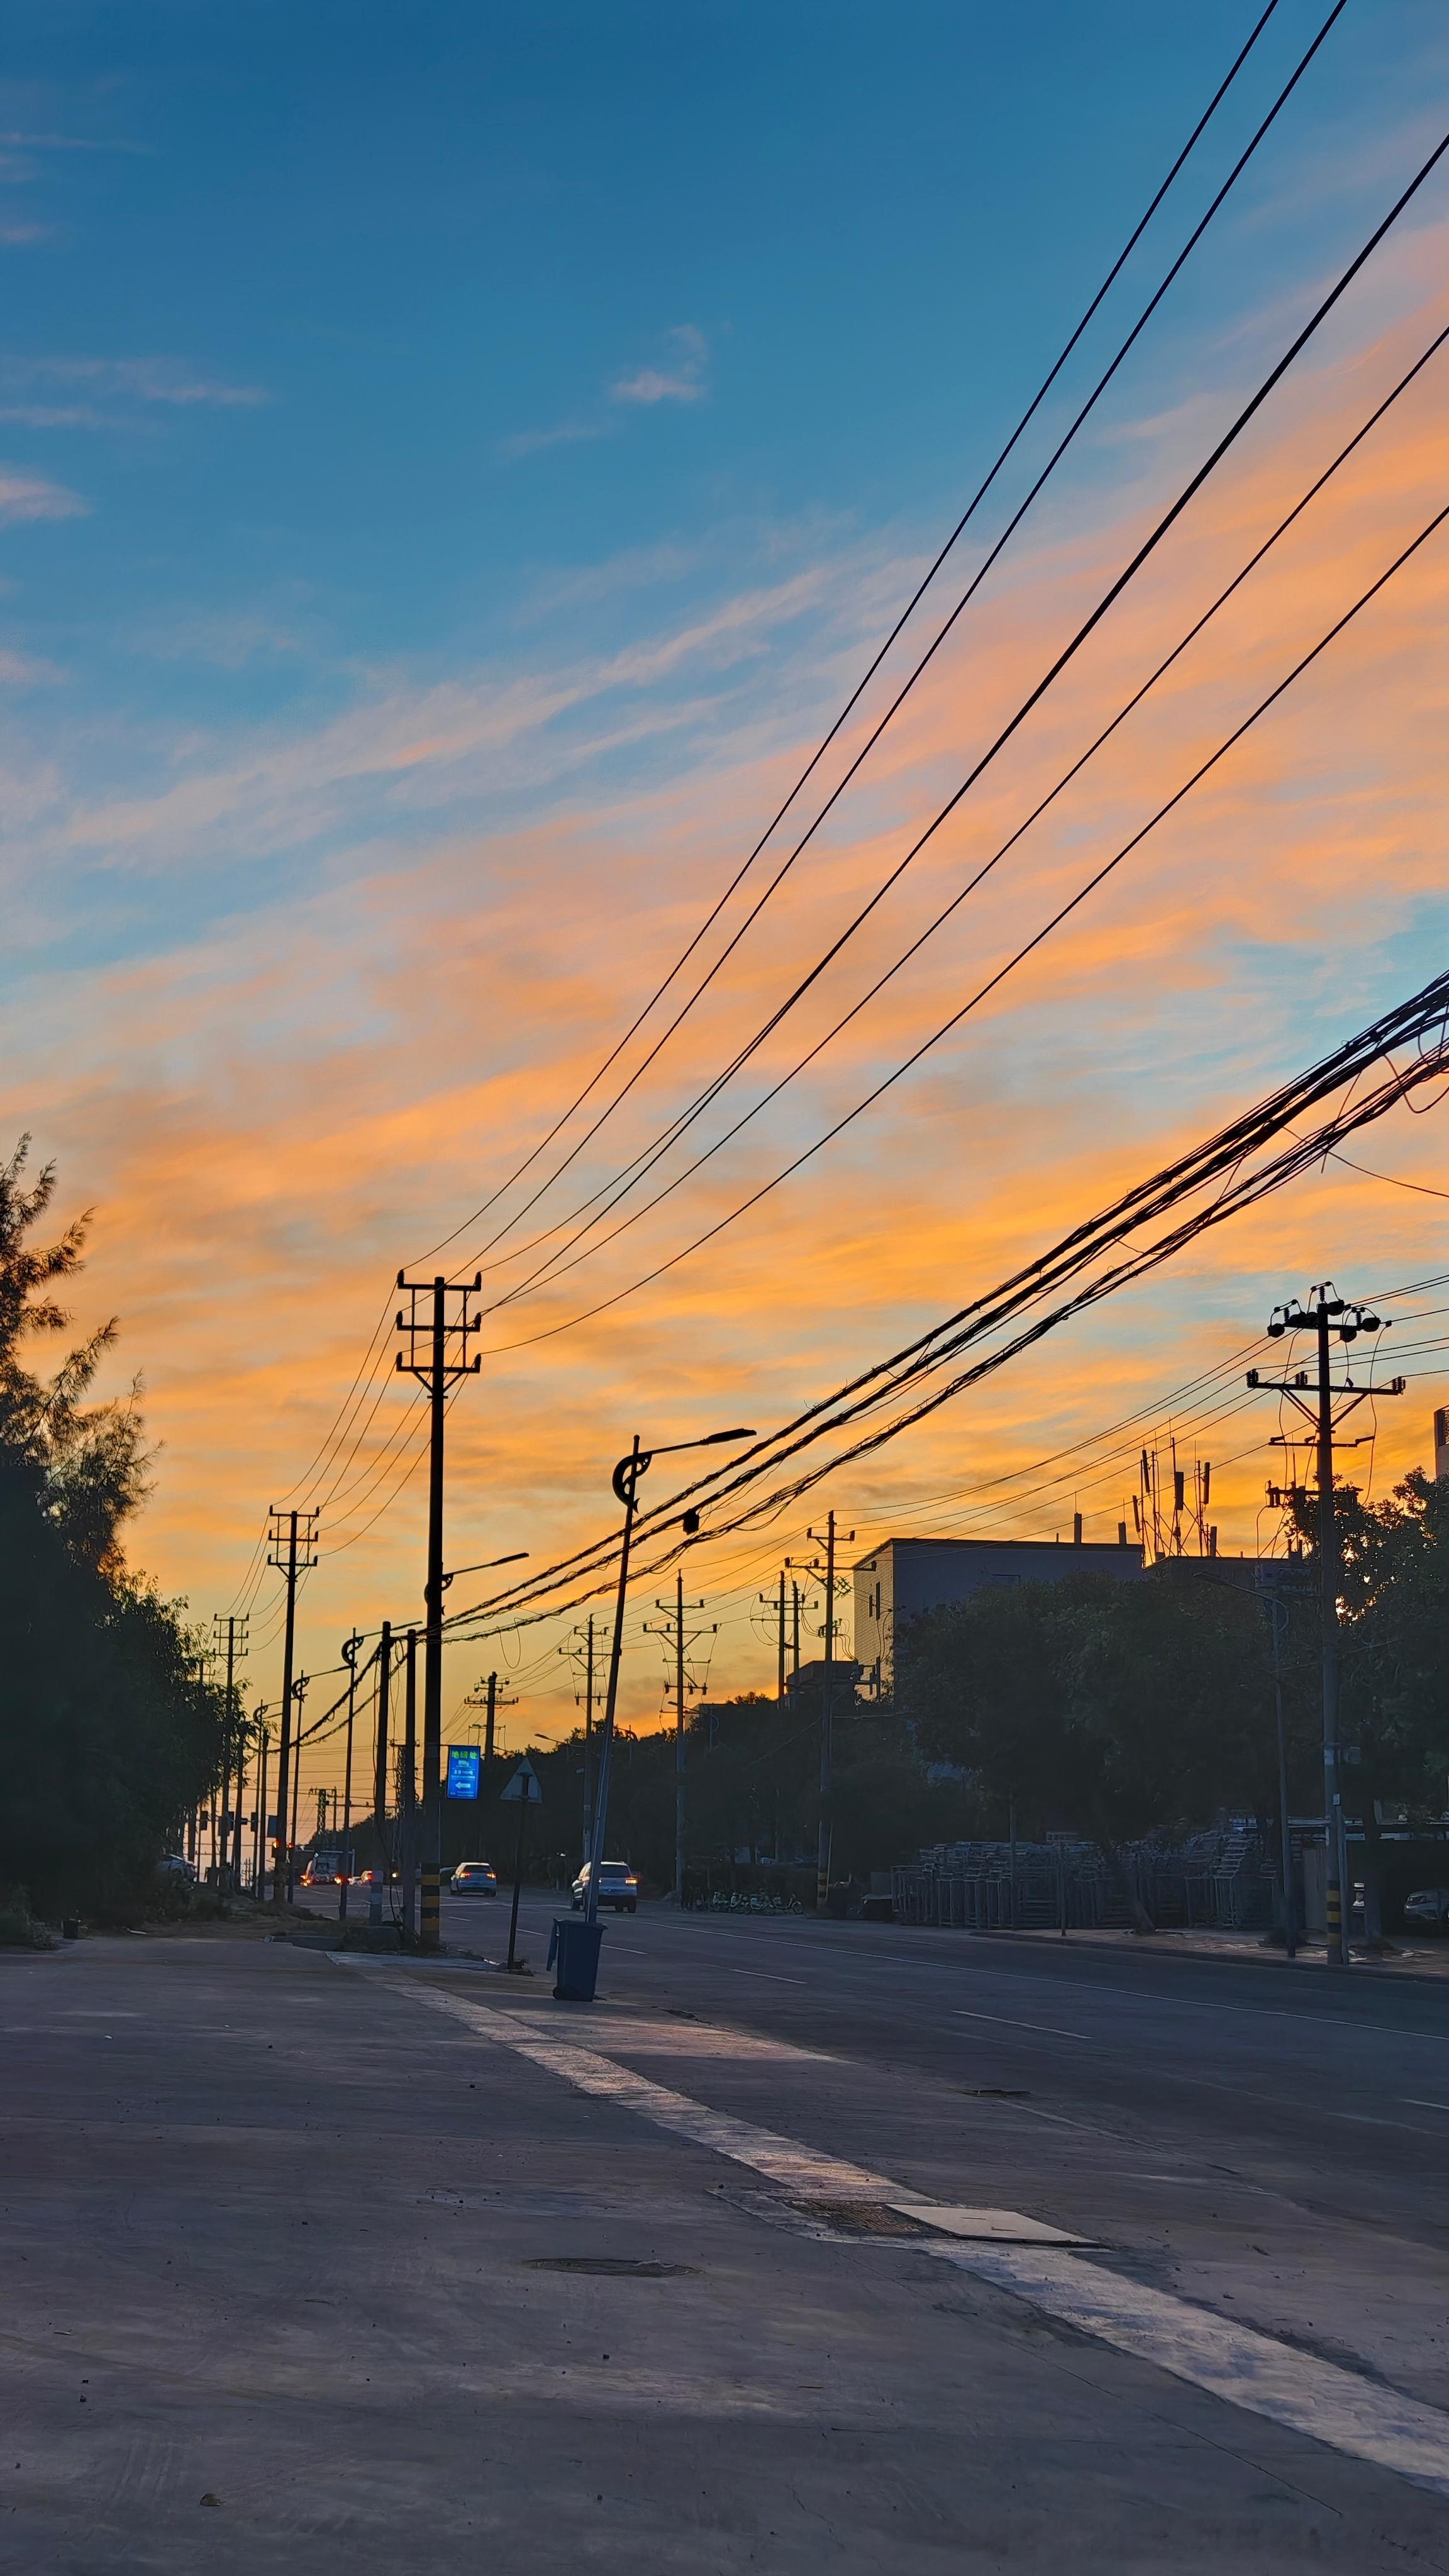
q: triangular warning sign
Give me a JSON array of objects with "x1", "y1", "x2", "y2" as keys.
[{"x1": 501, "y1": 1755, "x2": 541, "y2": 1805}]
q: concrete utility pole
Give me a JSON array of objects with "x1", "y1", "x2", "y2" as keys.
[
  {"x1": 558, "y1": 1623, "x2": 597, "y2": 1863},
  {"x1": 806, "y1": 1512, "x2": 854, "y2": 1913},
  {"x1": 338, "y1": 1631, "x2": 360, "y2": 1919},
  {"x1": 370, "y1": 1624, "x2": 392, "y2": 1929},
  {"x1": 213, "y1": 1614, "x2": 249, "y2": 1890},
  {"x1": 287, "y1": 1674, "x2": 308, "y2": 1891},
  {"x1": 252, "y1": 1718, "x2": 269, "y2": 1895},
  {"x1": 399, "y1": 1628, "x2": 418, "y2": 1937},
  {"x1": 395, "y1": 1272, "x2": 482, "y2": 1952},
  {"x1": 1248, "y1": 1286, "x2": 1403, "y2": 1967},
  {"x1": 761, "y1": 1569, "x2": 787, "y2": 1704},
  {"x1": 581, "y1": 1624, "x2": 592, "y2": 1862},
  {"x1": 647, "y1": 1575, "x2": 714, "y2": 1904},
  {"x1": 266, "y1": 1508, "x2": 318, "y2": 1902}
]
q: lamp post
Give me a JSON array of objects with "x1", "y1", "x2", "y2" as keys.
[{"x1": 584, "y1": 1427, "x2": 754, "y2": 1931}]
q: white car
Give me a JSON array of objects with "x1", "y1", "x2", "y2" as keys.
[
  {"x1": 450, "y1": 1862, "x2": 498, "y2": 1897},
  {"x1": 571, "y1": 1861, "x2": 638, "y2": 1914}
]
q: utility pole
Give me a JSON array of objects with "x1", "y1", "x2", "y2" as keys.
[
  {"x1": 582, "y1": 1621, "x2": 593, "y2": 1861},
  {"x1": 759, "y1": 1570, "x2": 787, "y2": 1703},
  {"x1": 338, "y1": 1631, "x2": 360, "y2": 1919},
  {"x1": 213, "y1": 1614, "x2": 249, "y2": 1892},
  {"x1": 806, "y1": 1513, "x2": 853, "y2": 1913},
  {"x1": 1248, "y1": 1285, "x2": 1402, "y2": 1968},
  {"x1": 252, "y1": 1716, "x2": 269, "y2": 1896},
  {"x1": 464, "y1": 1669, "x2": 515, "y2": 1770},
  {"x1": 646, "y1": 1574, "x2": 713, "y2": 1905},
  {"x1": 559, "y1": 1621, "x2": 597, "y2": 1862},
  {"x1": 370, "y1": 1623, "x2": 392, "y2": 1930},
  {"x1": 266, "y1": 1508, "x2": 318, "y2": 1904},
  {"x1": 396, "y1": 1273, "x2": 482, "y2": 1953},
  {"x1": 399, "y1": 1628, "x2": 418, "y2": 1938},
  {"x1": 287, "y1": 1674, "x2": 308, "y2": 1890}
]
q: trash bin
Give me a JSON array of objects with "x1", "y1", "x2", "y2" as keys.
[{"x1": 548, "y1": 1914, "x2": 603, "y2": 2002}]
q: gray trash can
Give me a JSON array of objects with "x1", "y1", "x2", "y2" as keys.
[{"x1": 548, "y1": 1914, "x2": 603, "y2": 2002}]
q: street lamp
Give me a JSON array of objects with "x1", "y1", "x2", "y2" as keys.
[
  {"x1": 440, "y1": 1552, "x2": 528, "y2": 1592},
  {"x1": 583, "y1": 1428, "x2": 755, "y2": 1935}
]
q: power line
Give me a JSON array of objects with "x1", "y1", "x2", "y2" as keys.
[
  {"x1": 408, "y1": 2, "x2": 1287, "y2": 1284},
  {"x1": 471, "y1": 318, "x2": 1449, "y2": 1330},
  {"x1": 446, "y1": 963, "x2": 1449, "y2": 1632},
  {"x1": 225, "y1": 12, "x2": 1358, "y2": 1595},
  {"x1": 474, "y1": 491, "x2": 1449, "y2": 1355},
  {"x1": 441, "y1": 5, "x2": 1339, "y2": 1297}
]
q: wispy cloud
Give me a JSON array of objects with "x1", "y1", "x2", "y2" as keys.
[
  {"x1": 0, "y1": 131, "x2": 148, "y2": 156},
  {"x1": 0, "y1": 646, "x2": 62, "y2": 684},
  {"x1": 501, "y1": 326, "x2": 710, "y2": 461},
  {"x1": 610, "y1": 325, "x2": 708, "y2": 407},
  {"x1": 0, "y1": 464, "x2": 86, "y2": 522},
  {"x1": 0, "y1": 220, "x2": 53, "y2": 247},
  {"x1": 0, "y1": 356, "x2": 269, "y2": 410},
  {"x1": 496, "y1": 417, "x2": 604, "y2": 463}
]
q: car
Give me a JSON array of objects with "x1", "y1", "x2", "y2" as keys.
[
  {"x1": 1403, "y1": 1887, "x2": 1449, "y2": 1931},
  {"x1": 450, "y1": 1862, "x2": 498, "y2": 1897},
  {"x1": 348, "y1": 1867, "x2": 395, "y2": 1896},
  {"x1": 571, "y1": 1860, "x2": 638, "y2": 1914},
  {"x1": 159, "y1": 1853, "x2": 197, "y2": 1883},
  {"x1": 299, "y1": 1857, "x2": 342, "y2": 1888}
]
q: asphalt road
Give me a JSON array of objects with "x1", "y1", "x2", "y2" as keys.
[{"x1": 6, "y1": 1897, "x2": 1449, "y2": 2571}]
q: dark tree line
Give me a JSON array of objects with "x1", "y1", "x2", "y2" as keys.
[
  {"x1": 0, "y1": 1141, "x2": 228, "y2": 1920},
  {"x1": 897, "y1": 1483, "x2": 1449, "y2": 1929}
]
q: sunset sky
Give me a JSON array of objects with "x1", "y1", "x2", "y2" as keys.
[{"x1": 4, "y1": 1, "x2": 1449, "y2": 1802}]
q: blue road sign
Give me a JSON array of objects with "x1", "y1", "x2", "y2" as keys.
[{"x1": 447, "y1": 1745, "x2": 481, "y2": 1801}]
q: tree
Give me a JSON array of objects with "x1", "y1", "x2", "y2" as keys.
[
  {"x1": 901, "y1": 1568, "x2": 1299, "y2": 1929},
  {"x1": 0, "y1": 1139, "x2": 225, "y2": 1916},
  {"x1": 1285, "y1": 1469, "x2": 1449, "y2": 1938}
]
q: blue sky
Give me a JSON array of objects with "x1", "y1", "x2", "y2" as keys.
[
  {"x1": 5, "y1": 2, "x2": 1449, "y2": 1730},
  {"x1": 3, "y1": 5, "x2": 1441, "y2": 782}
]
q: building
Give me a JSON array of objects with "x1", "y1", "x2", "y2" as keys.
[
  {"x1": 853, "y1": 1532, "x2": 1144, "y2": 1694},
  {"x1": 1436, "y1": 1408, "x2": 1449, "y2": 1483}
]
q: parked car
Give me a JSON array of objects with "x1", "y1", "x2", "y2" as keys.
[
  {"x1": 571, "y1": 1860, "x2": 638, "y2": 1914},
  {"x1": 450, "y1": 1862, "x2": 498, "y2": 1897},
  {"x1": 159, "y1": 1853, "x2": 197, "y2": 1883},
  {"x1": 1403, "y1": 1887, "x2": 1449, "y2": 1931}
]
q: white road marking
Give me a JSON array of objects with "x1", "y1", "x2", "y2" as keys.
[
  {"x1": 726, "y1": 1966, "x2": 807, "y2": 1985},
  {"x1": 886, "y1": 2201, "x2": 1084, "y2": 2245},
  {"x1": 955, "y1": 2008, "x2": 1093, "y2": 2041},
  {"x1": 349, "y1": 1962, "x2": 1449, "y2": 2503},
  {"x1": 665, "y1": 1935, "x2": 1449, "y2": 2043},
  {"x1": 1403, "y1": 2099, "x2": 1449, "y2": 2112},
  {"x1": 928, "y1": 2240, "x2": 1449, "y2": 2503}
]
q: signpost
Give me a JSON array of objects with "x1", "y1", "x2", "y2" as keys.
[
  {"x1": 446, "y1": 1745, "x2": 481, "y2": 1801},
  {"x1": 501, "y1": 1757, "x2": 541, "y2": 1970}
]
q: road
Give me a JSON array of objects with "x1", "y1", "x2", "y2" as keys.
[{"x1": 6, "y1": 1895, "x2": 1449, "y2": 2571}]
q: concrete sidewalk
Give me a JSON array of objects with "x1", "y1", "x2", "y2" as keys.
[{"x1": 4, "y1": 1929, "x2": 1449, "y2": 2572}]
